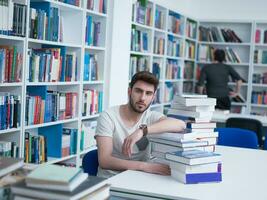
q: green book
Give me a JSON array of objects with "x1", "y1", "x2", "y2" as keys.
[{"x1": 26, "y1": 164, "x2": 82, "y2": 185}]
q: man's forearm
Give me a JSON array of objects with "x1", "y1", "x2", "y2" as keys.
[
  {"x1": 99, "y1": 155, "x2": 145, "y2": 172},
  {"x1": 147, "y1": 117, "x2": 186, "y2": 135},
  {"x1": 235, "y1": 80, "x2": 242, "y2": 93}
]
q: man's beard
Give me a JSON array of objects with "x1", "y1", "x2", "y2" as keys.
[{"x1": 129, "y1": 95, "x2": 151, "y2": 113}]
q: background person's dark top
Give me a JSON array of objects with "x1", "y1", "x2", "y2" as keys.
[{"x1": 198, "y1": 63, "x2": 243, "y2": 98}]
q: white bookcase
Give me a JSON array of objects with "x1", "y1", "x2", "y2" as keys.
[
  {"x1": 197, "y1": 20, "x2": 255, "y2": 114},
  {"x1": 0, "y1": 0, "x2": 109, "y2": 168},
  {"x1": 130, "y1": 1, "x2": 198, "y2": 114}
]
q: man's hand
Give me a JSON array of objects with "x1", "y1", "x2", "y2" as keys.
[
  {"x1": 142, "y1": 162, "x2": 171, "y2": 176},
  {"x1": 229, "y1": 91, "x2": 238, "y2": 97},
  {"x1": 122, "y1": 129, "x2": 143, "y2": 157}
]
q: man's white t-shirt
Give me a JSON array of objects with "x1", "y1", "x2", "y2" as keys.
[{"x1": 95, "y1": 105, "x2": 165, "y2": 178}]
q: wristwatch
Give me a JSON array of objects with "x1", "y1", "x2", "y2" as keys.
[{"x1": 139, "y1": 124, "x2": 148, "y2": 137}]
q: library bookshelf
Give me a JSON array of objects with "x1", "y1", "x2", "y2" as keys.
[
  {"x1": 130, "y1": 0, "x2": 198, "y2": 114},
  {"x1": 0, "y1": 0, "x2": 108, "y2": 168},
  {"x1": 197, "y1": 20, "x2": 267, "y2": 116}
]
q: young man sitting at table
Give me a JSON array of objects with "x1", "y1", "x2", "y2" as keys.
[{"x1": 95, "y1": 71, "x2": 186, "y2": 178}]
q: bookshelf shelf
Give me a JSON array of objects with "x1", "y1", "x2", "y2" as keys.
[
  {"x1": 130, "y1": 51, "x2": 151, "y2": 56},
  {"x1": 27, "y1": 38, "x2": 82, "y2": 48},
  {"x1": 0, "y1": 128, "x2": 21, "y2": 135},
  {"x1": 251, "y1": 104, "x2": 267, "y2": 108},
  {"x1": 83, "y1": 80, "x2": 104, "y2": 85},
  {"x1": 0, "y1": 35, "x2": 25, "y2": 41},
  {"x1": 24, "y1": 118, "x2": 79, "y2": 130},
  {"x1": 198, "y1": 41, "x2": 251, "y2": 46},
  {"x1": 26, "y1": 82, "x2": 80, "y2": 86},
  {"x1": 0, "y1": 83, "x2": 23, "y2": 87},
  {"x1": 81, "y1": 114, "x2": 100, "y2": 121},
  {"x1": 167, "y1": 32, "x2": 183, "y2": 39},
  {"x1": 85, "y1": 46, "x2": 106, "y2": 51},
  {"x1": 86, "y1": 9, "x2": 107, "y2": 17},
  {"x1": 132, "y1": 22, "x2": 153, "y2": 30},
  {"x1": 252, "y1": 84, "x2": 267, "y2": 88},
  {"x1": 166, "y1": 56, "x2": 183, "y2": 60},
  {"x1": 185, "y1": 37, "x2": 197, "y2": 42},
  {"x1": 0, "y1": 0, "x2": 109, "y2": 167}
]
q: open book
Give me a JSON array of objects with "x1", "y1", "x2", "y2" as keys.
[{"x1": 230, "y1": 93, "x2": 246, "y2": 103}]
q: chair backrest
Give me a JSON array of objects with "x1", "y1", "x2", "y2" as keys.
[
  {"x1": 264, "y1": 139, "x2": 267, "y2": 150},
  {"x1": 216, "y1": 127, "x2": 259, "y2": 149},
  {"x1": 82, "y1": 149, "x2": 99, "y2": 176},
  {"x1": 226, "y1": 117, "x2": 264, "y2": 147}
]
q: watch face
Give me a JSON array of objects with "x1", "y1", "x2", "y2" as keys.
[{"x1": 139, "y1": 124, "x2": 147, "y2": 129}]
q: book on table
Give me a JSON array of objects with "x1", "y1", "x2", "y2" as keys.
[
  {"x1": 165, "y1": 150, "x2": 222, "y2": 165},
  {"x1": 171, "y1": 169, "x2": 222, "y2": 184},
  {"x1": 25, "y1": 164, "x2": 88, "y2": 191},
  {"x1": 0, "y1": 157, "x2": 24, "y2": 178},
  {"x1": 172, "y1": 95, "x2": 216, "y2": 106},
  {"x1": 11, "y1": 176, "x2": 110, "y2": 200}
]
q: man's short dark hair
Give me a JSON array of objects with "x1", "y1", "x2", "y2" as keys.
[
  {"x1": 129, "y1": 71, "x2": 159, "y2": 92},
  {"x1": 214, "y1": 49, "x2": 226, "y2": 63}
]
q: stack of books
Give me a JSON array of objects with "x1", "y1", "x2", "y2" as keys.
[
  {"x1": 11, "y1": 164, "x2": 110, "y2": 200},
  {"x1": 149, "y1": 94, "x2": 222, "y2": 184},
  {"x1": 166, "y1": 150, "x2": 222, "y2": 184}
]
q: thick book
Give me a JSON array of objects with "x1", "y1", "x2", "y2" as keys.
[
  {"x1": 0, "y1": 157, "x2": 24, "y2": 177},
  {"x1": 26, "y1": 172, "x2": 88, "y2": 192},
  {"x1": 150, "y1": 138, "x2": 208, "y2": 148},
  {"x1": 231, "y1": 93, "x2": 246, "y2": 103},
  {"x1": 148, "y1": 130, "x2": 198, "y2": 142},
  {"x1": 168, "y1": 108, "x2": 213, "y2": 119},
  {"x1": 187, "y1": 122, "x2": 217, "y2": 129},
  {"x1": 169, "y1": 161, "x2": 221, "y2": 174},
  {"x1": 165, "y1": 150, "x2": 222, "y2": 165},
  {"x1": 171, "y1": 169, "x2": 222, "y2": 184},
  {"x1": 25, "y1": 164, "x2": 82, "y2": 185},
  {"x1": 171, "y1": 103, "x2": 215, "y2": 112},
  {"x1": 11, "y1": 176, "x2": 109, "y2": 200},
  {"x1": 172, "y1": 96, "x2": 216, "y2": 106}
]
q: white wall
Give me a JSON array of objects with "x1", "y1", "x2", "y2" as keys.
[
  {"x1": 106, "y1": 0, "x2": 132, "y2": 107},
  {"x1": 187, "y1": 0, "x2": 267, "y2": 20}
]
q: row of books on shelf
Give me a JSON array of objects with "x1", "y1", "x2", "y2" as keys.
[
  {"x1": 199, "y1": 26, "x2": 242, "y2": 43},
  {"x1": 165, "y1": 60, "x2": 182, "y2": 79},
  {"x1": 11, "y1": 164, "x2": 110, "y2": 200},
  {"x1": 255, "y1": 28, "x2": 267, "y2": 44},
  {"x1": 130, "y1": 27, "x2": 149, "y2": 52},
  {"x1": 25, "y1": 88, "x2": 78, "y2": 125},
  {"x1": 153, "y1": 36, "x2": 165, "y2": 55},
  {"x1": 251, "y1": 91, "x2": 267, "y2": 105},
  {"x1": 24, "y1": 120, "x2": 97, "y2": 164},
  {"x1": 85, "y1": 15, "x2": 101, "y2": 46},
  {"x1": 84, "y1": 52, "x2": 99, "y2": 81},
  {"x1": 133, "y1": 1, "x2": 153, "y2": 26},
  {"x1": 0, "y1": 94, "x2": 21, "y2": 130},
  {"x1": 186, "y1": 20, "x2": 197, "y2": 39},
  {"x1": 184, "y1": 41, "x2": 195, "y2": 59},
  {"x1": 82, "y1": 89, "x2": 103, "y2": 116},
  {"x1": 0, "y1": 46, "x2": 23, "y2": 83},
  {"x1": 0, "y1": 141, "x2": 19, "y2": 158},
  {"x1": 87, "y1": 0, "x2": 106, "y2": 13},
  {"x1": 28, "y1": 47, "x2": 78, "y2": 82},
  {"x1": 150, "y1": 94, "x2": 222, "y2": 184},
  {"x1": 184, "y1": 61, "x2": 194, "y2": 79},
  {"x1": 254, "y1": 49, "x2": 267, "y2": 64},
  {"x1": 154, "y1": 8, "x2": 165, "y2": 30},
  {"x1": 0, "y1": 0, "x2": 27, "y2": 37},
  {"x1": 167, "y1": 35, "x2": 183, "y2": 57},
  {"x1": 29, "y1": 3, "x2": 62, "y2": 42},
  {"x1": 198, "y1": 45, "x2": 242, "y2": 63},
  {"x1": 164, "y1": 82, "x2": 176, "y2": 102},
  {"x1": 253, "y1": 73, "x2": 267, "y2": 84},
  {"x1": 129, "y1": 56, "x2": 149, "y2": 78},
  {"x1": 168, "y1": 11, "x2": 183, "y2": 35}
]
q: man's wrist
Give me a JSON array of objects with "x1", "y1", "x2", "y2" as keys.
[{"x1": 139, "y1": 124, "x2": 148, "y2": 137}]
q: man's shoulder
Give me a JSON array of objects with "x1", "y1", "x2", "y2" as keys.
[{"x1": 100, "y1": 105, "x2": 120, "y2": 118}]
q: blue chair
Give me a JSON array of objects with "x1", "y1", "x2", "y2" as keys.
[
  {"x1": 82, "y1": 149, "x2": 99, "y2": 176},
  {"x1": 264, "y1": 139, "x2": 267, "y2": 150},
  {"x1": 215, "y1": 128, "x2": 259, "y2": 149}
]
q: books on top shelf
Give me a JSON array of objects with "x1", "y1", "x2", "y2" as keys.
[
  {"x1": 0, "y1": 157, "x2": 24, "y2": 178},
  {"x1": 25, "y1": 164, "x2": 88, "y2": 192},
  {"x1": 12, "y1": 174, "x2": 110, "y2": 200}
]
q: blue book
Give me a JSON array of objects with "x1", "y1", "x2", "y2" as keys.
[
  {"x1": 171, "y1": 170, "x2": 222, "y2": 184},
  {"x1": 166, "y1": 150, "x2": 222, "y2": 165},
  {"x1": 38, "y1": 124, "x2": 63, "y2": 158}
]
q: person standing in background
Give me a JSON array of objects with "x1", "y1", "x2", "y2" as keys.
[{"x1": 197, "y1": 49, "x2": 243, "y2": 110}]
